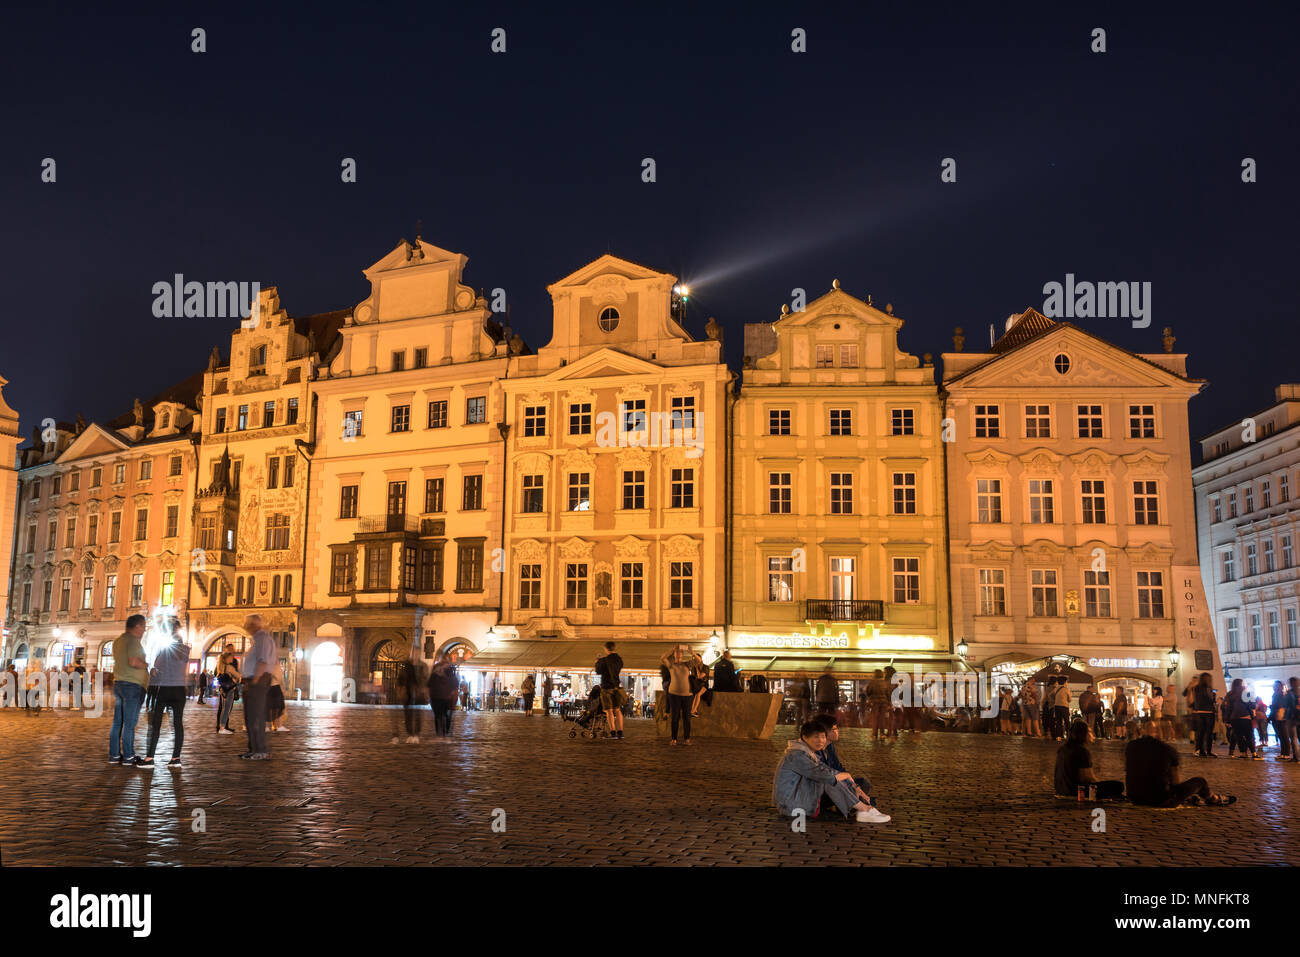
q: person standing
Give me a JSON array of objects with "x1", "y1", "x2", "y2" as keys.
[
  {"x1": 142, "y1": 618, "x2": 191, "y2": 768},
  {"x1": 1254, "y1": 696, "x2": 1271, "y2": 750},
  {"x1": 237, "y1": 614, "x2": 276, "y2": 761},
  {"x1": 1052, "y1": 679, "x2": 1072, "y2": 742},
  {"x1": 1148, "y1": 686, "x2": 1164, "y2": 737},
  {"x1": 541, "y1": 672, "x2": 553, "y2": 716},
  {"x1": 215, "y1": 644, "x2": 240, "y2": 734},
  {"x1": 1225, "y1": 678, "x2": 1260, "y2": 760},
  {"x1": 1020, "y1": 677, "x2": 1041, "y2": 738},
  {"x1": 1078, "y1": 684, "x2": 1102, "y2": 738},
  {"x1": 866, "y1": 670, "x2": 891, "y2": 741},
  {"x1": 595, "y1": 642, "x2": 626, "y2": 739},
  {"x1": 108, "y1": 614, "x2": 150, "y2": 766},
  {"x1": 268, "y1": 658, "x2": 289, "y2": 733},
  {"x1": 427, "y1": 655, "x2": 458, "y2": 738},
  {"x1": 196, "y1": 670, "x2": 209, "y2": 704},
  {"x1": 1113, "y1": 688, "x2": 1129, "y2": 740},
  {"x1": 520, "y1": 673, "x2": 536, "y2": 717},
  {"x1": 1270, "y1": 680, "x2": 1294, "y2": 761},
  {"x1": 71, "y1": 661, "x2": 86, "y2": 711},
  {"x1": 1189, "y1": 673, "x2": 1216, "y2": 757},
  {"x1": 1285, "y1": 677, "x2": 1300, "y2": 764},
  {"x1": 661, "y1": 646, "x2": 694, "y2": 745},
  {"x1": 713, "y1": 651, "x2": 740, "y2": 693}
]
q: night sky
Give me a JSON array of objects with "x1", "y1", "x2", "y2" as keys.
[{"x1": 4, "y1": 2, "x2": 1297, "y2": 455}]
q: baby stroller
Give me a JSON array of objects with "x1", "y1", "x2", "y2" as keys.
[{"x1": 564, "y1": 687, "x2": 610, "y2": 739}]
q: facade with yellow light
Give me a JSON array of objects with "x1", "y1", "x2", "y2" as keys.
[
  {"x1": 0, "y1": 375, "x2": 21, "y2": 662},
  {"x1": 942, "y1": 309, "x2": 1223, "y2": 711},
  {"x1": 732, "y1": 281, "x2": 952, "y2": 689}
]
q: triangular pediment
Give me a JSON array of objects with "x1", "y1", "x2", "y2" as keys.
[
  {"x1": 776, "y1": 285, "x2": 902, "y2": 330},
  {"x1": 546, "y1": 348, "x2": 664, "y2": 382},
  {"x1": 363, "y1": 238, "x2": 466, "y2": 278},
  {"x1": 949, "y1": 325, "x2": 1182, "y2": 390},
  {"x1": 56, "y1": 424, "x2": 131, "y2": 463},
  {"x1": 548, "y1": 254, "x2": 673, "y2": 291}
]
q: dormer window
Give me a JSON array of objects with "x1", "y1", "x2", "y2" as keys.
[
  {"x1": 252, "y1": 345, "x2": 267, "y2": 368},
  {"x1": 598, "y1": 307, "x2": 620, "y2": 333},
  {"x1": 160, "y1": 411, "x2": 171, "y2": 429}
]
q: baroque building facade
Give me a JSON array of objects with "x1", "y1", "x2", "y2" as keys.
[
  {"x1": 298, "y1": 239, "x2": 512, "y2": 701},
  {"x1": 1194, "y1": 384, "x2": 1300, "y2": 690},
  {"x1": 942, "y1": 309, "x2": 1223, "y2": 710},
  {"x1": 0, "y1": 376, "x2": 20, "y2": 656},
  {"x1": 5, "y1": 391, "x2": 199, "y2": 673},
  {"x1": 477, "y1": 255, "x2": 728, "y2": 691},
  {"x1": 732, "y1": 282, "x2": 951, "y2": 682}
]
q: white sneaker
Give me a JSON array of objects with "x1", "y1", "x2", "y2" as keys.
[
  {"x1": 855, "y1": 807, "x2": 891, "y2": 823},
  {"x1": 275, "y1": 726, "x2": 290, "y2": 732},
  {"x1": 389, "y1": 736, "x2": 400, "y2": 744},
  {"x1": 406, "y1": 735, "x2": 419, "y2": 744},
  {"x1": 218, "y1": 728, "x2": 233, "y2": 735}
]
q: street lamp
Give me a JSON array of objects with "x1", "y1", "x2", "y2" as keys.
[
  {"x1": 955, "y1": 638, "x2": 969, "y2": 659},
  {"x1": 52, "y1": 626, "x2": 62, "y2": 638},
  {"x1": 1167, "y1": 645, "x2": 1180, "y2": 677}
]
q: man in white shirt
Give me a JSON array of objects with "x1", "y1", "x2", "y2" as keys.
[{"x1": 238, "y1": 614, "x2": 276, "y2": 761}]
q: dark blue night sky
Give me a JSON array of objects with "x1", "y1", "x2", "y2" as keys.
[{"x1": 4, "y1": 1, "x2": 1297, "y2": 452}]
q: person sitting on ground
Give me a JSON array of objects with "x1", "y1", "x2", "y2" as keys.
[
  {"x1": 772, "y1": 721, "x2": 887, "y2": 824},
  {"x1": 1125, "y1": 724, "x2": 1236, "y2": 807},
  {"x1": 1054, "y1": 720, "x2": 1124, "y2": 800},
  {"x1": 812, "y1": 715, "x2": 890, "y2": 821}
]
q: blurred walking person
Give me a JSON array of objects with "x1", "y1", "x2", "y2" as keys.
[
  {"x1": 215, "y1": 644, "x2": 240, "y2": 734},
  {"x1": 236, "y1": 614, "x2": 276, "y2": 761},
  {"x1": 427, "y1": 654, "x2": 457, "y2": 739},
  {"x1": 142, "y1": 618, "x2": 190, "y2": 768}
]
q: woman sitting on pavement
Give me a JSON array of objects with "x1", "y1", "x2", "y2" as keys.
[
  {"x1": 772, "y1": 721, "x2": 888, "y2": 824},
  {"x1": 1054, "y1": 720, "x2": 1125, "y2": 800}
]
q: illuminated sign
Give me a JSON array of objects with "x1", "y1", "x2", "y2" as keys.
[
  {"x1": 731, "y1": 633, "x2": 935, "y2": 651},
  {"x1": 1087, "y1": 657, "x2": 1162, "y2": 670}
]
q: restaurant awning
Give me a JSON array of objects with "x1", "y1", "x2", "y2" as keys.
[{"x1": 462, "y1": 640, "x2": 686, "y2": 674}]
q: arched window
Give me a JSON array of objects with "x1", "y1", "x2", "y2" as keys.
[
  {"x1": 283, "y1": 574, "x2": 292, "y2": 603},
  {"x1": 236, "y1": 577, "x2": 244, "y2": 604},
  {"x1": 271, "y1": 575, "x2": 281, "y2": 604}
]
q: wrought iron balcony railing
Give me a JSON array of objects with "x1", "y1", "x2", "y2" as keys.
[{"x1": 803, "y1": 599, "x2": 885, "y2": 622}]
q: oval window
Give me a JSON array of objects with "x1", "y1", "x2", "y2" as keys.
[
  {"x1": 1054, "y1": 353, "x2": 1071, "y2": 374},
  {"x1": 598, "y1": 307, "x2": 620, "y2": 333}
]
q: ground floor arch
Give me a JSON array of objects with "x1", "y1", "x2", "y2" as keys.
[
  {"x1": 201, "y1": 632, "x2": 252, "y2": 676},
  {"x1": 310, "y1": 639, "x2": 344, "y2": 701}
]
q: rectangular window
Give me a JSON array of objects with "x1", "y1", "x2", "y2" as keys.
[
  {"x1": 457, "y1": 543, "x2": 484, "y2": 592},
  {"x1": 426, "y1": 400, "x2": 448, "y2": 430},
  {"x1": 829, "y1": 408, "x2": 852, "y2": 436},
  {"x1": 47, "y1": 520, "x2": 57, "y2": 550},
  {"x1": 25, "y1": 524, "x2": 36, "y2": 553},
  {"x1": 286, "y1": 397, "x2": 299, "y2": 425},
  {"x1": 267, "y1": 456, "x2": 280, "y2": 489},
  {"x1": 522, "y1": 474, "x2": 545, "y2": 513},
  {"x1": 769, "y1": 409, "x2": 791, "y2": 435},
  {"x1": 214, "y1": 408, "x2": 227, "y2": 434},
  {"x1": 264, "y1": 513, "x2": 290, "y2": 551},
  {"x1": 169, "y1": 455, "x2": 182, "y2": 477},
  {"x1": 331, "y1": 552, "x2": 356, "y2": 593},
  {"x1": 769, "y1": 472, "x2": 792, "y2": 514},
  {"x1": 1030, "y1": 569, "x2": 1059, "y2": 617},
  {"x1": 400, "y1": 546, "x2": 417, "y2": 591},
  {"x1": 139, "y1": 459, "x2": 152, "y2": 481},
  {"x1": 1029, "y1": 478, "x2": 1050, "y2": 522},
  {"x1": 1221, "y1": 549, "x2": 1235, "y2": 583},
  {"x1": 414, "y1": 348, "x2": 428, "y2": 369},
  {"x1": 891, "y1": 472, "x2": 917, "y2": 515},
  {"x1": 391, "y1": 351, "x2": 405, "y2": 372},
  {"x1": 767, "y1": 557, "x2": 794, "y2": 602},
  {"x1": 892, "y1": 557, "x2": 920, "y2": 604},
  {"x1": 165, "y1": 505, "x2": 179, "y2": 538},
  {"x1": 420, "y1": 545, "x2": 443, "y2": 592},
  {"x1": 620, "y1": 399, "x2": 646, "y2": 434},
  {"x1": 1024, "y1": 404, "x2": 1051, "y2": 438},
  {"x1": 1076, "y1": 404, "x2": 1103, "y2": 438},
  {"x1": 1269, "y1": 611, "x2": 1281, "y2": 649},
  {"x1": 518, "y1": 564, "x2": 542, "y2": 609},
  {"x1": 670, "y1": 396, "x2": 696, "y2": 431},
  {"x1": 466, "y1": 396, "x2": 486, "y2": 424},
  {"x1": 1128, "y1": 404, "x2": 1156, "y2": 439},
  {"x1": 64, "y1": 517, "x2": 76, "y2": 549},
  {"x1": 110, "y1": 511, "x2": 122, "y2": 543},
  {"x1": 1132, "y1": 480, "x2": 1159, "y2": 525},
  {"x1": 424, "y1": 477, "x2": 444, "y2": 513},
  {"x1": 365, "y1": 544, "x2": 391, "y2": 590},
  {"x1": 1137, "y1": 571, "x2": 1165, "y2": 619},
  {"x1": 263, "y1": 400, "x2": 276, "y2": 428},
  {"x1": 52, "y1": 475, "x2": 63, "y2": 495},
  {"x1": 387, "y1": 480, "x2": 407, "y2": 518},
  {"x1": 565, "y1": 563, "x2": 588, "y2": 609},
  {"x1": 135, "y1": 508, "x2": 148, "y2": 541},
  {"x1": 199, "y1": 517, "x2": 215, "y2": 550},
  {"x1": 82, "y1": 577, "x2": 94, "y2": 610},
  {"x1": 60, "y1": 577, "x2": 72, "y2": 612},
  {"x1": 567, "y1": 473, "x2": 590, "y2": 512},
  {"x1": 1283, "y1": 536, "x2": 1293, "y2": 569},
  {"x1": 1264, "y1": 539, "x2": 1275, "y2": 572},
  {"x1": 1081, "y1": 480, "x2": 1107, "y2": 524},
  {"x1": 1250, "y1": 613, "x2": 1262, "y2": 649},
  {"x1": 830, "y1": 473, "x2": 853, "y2": 514},
  {"x1": 978, "y1": 568, "x2": 1006, "y2": 616},
  {"x1": 1288, "y1": 609, "x2": 1298, "y2": 647},
  {"x1": 283, "y1": 455, "x2": 295, "y2": 488},
  {"x1": 620, "y1": 562, "x2": 644, "y2": 609},
  {"x1": 238, "y1": 405, "x2": 249, "y2": 430},
  {"x1": 340, "y1": 485, "x2": 359, "y2": 519},
  {"x1": 92, "y1": 468, "x2": 102, "y2": 488},
  {"x1": 621, "y1": 470, "x2": 646, "y2": 510},
  {"x1": 21, "y1": 583, "x2": 31, "y2": 614},
  {"x1": 1083, "y1": 569, "x2": 1112, "y2": 617},
  {"x1": 160, "y1": 571, "x2": 174, "y2": 606},
  {"x1": 87, "y1": 515, "x2": 98, "y2": 546},
  {"x1": 670, "y1": 468, "x2": 695, "y2": 508},
  {"x1": 114, "y1": 464, "x2": 126, "y2": 484},
  {"x1": 1227, "y1": 491, "x2": 1238, "y2": 518},
  {"x1": 1212, "y1": 497, "x2": 1223, "y2": 523},
  {"x1": 41, "y1": 580, "x2": 52, "y2": 612},
  {"x1": 1262, "y1": 480, "x2": 1272, "y2": 509},
  {"x1": 568, "y1": 402, "x2": 592, "y2": 435},
  {"x1": 839, "y1": 344, "x2": 859, "y2": 368},
  {"x1": 1246, "y1": 543, "x2": 1258, "y2": 577},
  {"x1": 890, "y1": 408, "x2": 914, "y2": 436},
  {"x1": 343, "y1": 410, "x2": 363, "y2": 439},
  {"x1": 974, "y1": 404, "x2": 1001, "y2": 438},
  {"x1": 523, "y1": 405, "x2": 547, "y2": 437},
  {"x1": 69, "y1": 472, "x2": 79, "y2": 492},
  {"x1": 670, "y1": 561, "x2": 694, "y2": 609},
  {"x1": 815, "y1": 344, "x2": 834, "y2": 368},
  {"x1": 462, "y1": 475, "x2": 483, "y2": 511},
  {"x1": 1282, "y1": 474, "x2": 1290, "y2": 503},
  {"x1": 105, "y1": 575, "x2": 116, "y2": 608},
  {"x1": 1244, "y1": 486, "x2": 1255, "y2": 513},
  {"x1": 977, "y1": 479, "x2": 1002, "y2": 523},
  {"x1": 830, "y1": 557, "x2": 855, "y2": 601}
]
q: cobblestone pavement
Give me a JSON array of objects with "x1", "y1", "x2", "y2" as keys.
[{"x1": 0, "y1": 700, "x2": 1294, "y2": 866}]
